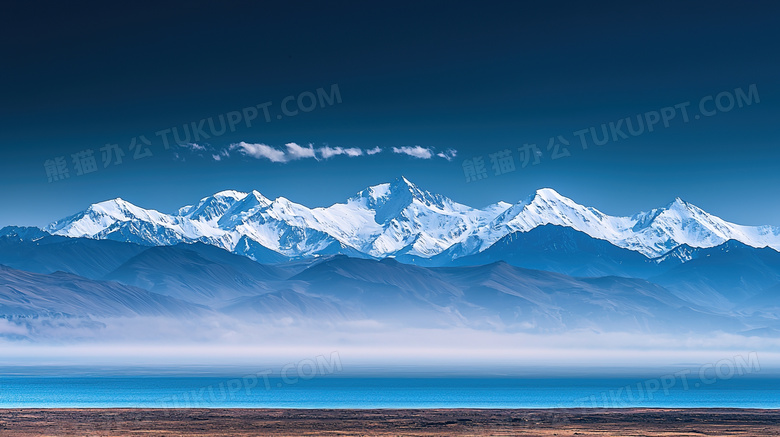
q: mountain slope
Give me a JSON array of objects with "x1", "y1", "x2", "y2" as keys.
[
  {"x1": 0, "y1": 265, "x2": 204, "y2": 318},
  {"x1": 650, "y1": 241, "x2": 780, "y2": 311},
  {"x1": 437, "y1": 224, "x2": 660, "y2": 278},
  {"x1": 104, "y1": 243, "x2": 287, "y2": 304},
  {"x1": 282, "y1": 257, "x2": 743, "y2": 333},
  {"x1": 0, "y1": 228, "x2": 147, "y2": 278}
]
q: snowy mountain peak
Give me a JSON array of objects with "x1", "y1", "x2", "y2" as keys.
[
  {"x1": 668, "y1": 196, "x2": 693, "y2": 210},
  {"x1": 520, "y1": 188, "x2": 582, "y2": 211},
  {"x1": 44, "y1": 178, "x2": 780, "y2": 261},
  {"x1": 633, "y1": 197, "x2": 709, "y2": 229},
  {"x1": 396, "y1": 175, "x2": 415, "y2": 188},
  {"x1": 358, "y1": 183, "x2": 391, "y2": 204},
  {"x1": 272, "y1": 196, "x2": 293, "y2": 205},
  {"x1": 482, "y1": 187, "x2": 620, "y2": 254},
  {"x1": 390, "y1": 176, "x2": 459, "y2": 210},
  {"x1": 91, "y1": 197, "x2": 127, "y2": 209},
  {"x1": 268, "y1": 196, "x2": 305, "y2": 215},
  {"x1": 216, "y1": 190, "x2": 273, "y2": 228},
  {"x1": 213, "y1": 190, "x2": 248, "y2": 200},
  {"x1": 47, "y1": 196, "x2": 179, "y2": 240},
  {"x1": 533, "y1": 187, "x2": 567, "y2": 201},
  {"x1": 88, "y1": 197, "x2": 146, "y2": 218},
  {"x1": 182, "y1": 190, "x2": 249, "y2": 223},
  {"x1": 352, "y1": 176, "x2": 459, "y2": 218},
  {"x1": 238, "y1": 190, "x2": 272, "y2": 208},
  {"x1": 654, "y1": 197, "x2": 716, "y2": 220},
  {"x1": 499, "y1": 188, "x2": 583, "y2": 219},
  {"x1": 487, "y1": 201, "x2": 512, "y2": 212}
]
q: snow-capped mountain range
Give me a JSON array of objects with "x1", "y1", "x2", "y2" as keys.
[{"x1": 46, "y1": 176, "x2": 780, "y2": 262}]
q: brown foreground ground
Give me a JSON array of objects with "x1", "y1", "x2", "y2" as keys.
[{"x1": 1, "y1": 408, "x2": 779, "y2": 436}]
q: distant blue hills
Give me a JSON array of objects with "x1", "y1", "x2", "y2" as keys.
[{"x1": 1, "y1": 225, "x2": 778, "y2": 340}]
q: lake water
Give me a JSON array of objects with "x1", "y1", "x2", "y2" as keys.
[{"x1": 1, "y1": 374, "x2": 778, "y2": 408}]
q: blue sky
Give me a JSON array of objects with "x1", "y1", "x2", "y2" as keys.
[{"x1": 0, "y1": 1, "x2": 778, "y2": 227}]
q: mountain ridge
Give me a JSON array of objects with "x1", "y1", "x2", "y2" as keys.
[{"x1": 42, "y1": 177, "x2": 780, "y2": 262}]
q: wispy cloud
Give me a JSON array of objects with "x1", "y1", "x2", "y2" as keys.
[
  {"x1": 185, "y1": 142, "x2": 457, "y2": 164},
  {"x1": 231, "y1": 142, "x2": 287, "y2": 162},
  {"x1": 392, "y1": 146, "x2": 456, "y2": 160},
  {"x1": 180, "y1": 142, "x2": 207, "y2": 152},
  {"x1": 286, "y1": 142, "x2": 316, "y2": 160},
  {"x1": 212, "y1": 149, "x2": 230, "y2": 162},
  {"x1": 318, "y1": 146, "x2": 364, "y2": 159},
  {"x1": 436, "y1": 148, "x2": 458, "y2": 161},
  {"x1": 230, "y1": 142, "x2": 371, "y2": 162},
  {"x1": 393, "y1": 146, "x2": 433, "y2": 159}
]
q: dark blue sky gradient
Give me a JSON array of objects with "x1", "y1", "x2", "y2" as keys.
[{"x1": 1, "y1": 1, "x2": 778, "y2": 227}]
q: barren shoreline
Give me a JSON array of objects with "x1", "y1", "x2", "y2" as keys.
[{"x1": 1, "y1": 408, "x2": 779, "y2": 436}]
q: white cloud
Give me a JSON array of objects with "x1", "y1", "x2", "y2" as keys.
[
  {"x1": 317, "y1": 146, "x2": 363, "y2": 159},
  {"x1": 285, "y1": 142, "x2": 316, "y2": 160},
  {"x1": 436, "y1": 148, "x2": 458, "y2": 161},
  {"x1": 180, "y1": 142, "x2": 206, "y2": 151},
  {"x1": 317, "y1": 146, "x2": 345, "y2": 159},
  {"x1": 212, "y1": 149, "x2": 230, "y2": 162},
  {"x1": 392, "y1": 146, "x2": 458, "y2": 161},
  {"x1": 230, "y1": 142, "x2": 287, "y2": 163},
  {"x1": 224, "y1": 142, "x2": 456, "y2": 164},
  {"x1": 344, "y1": 147, "x2": 363, "y2": 157},
  {"x1": 392, "y1": 146, "x2": 433, "y2": 159}
]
